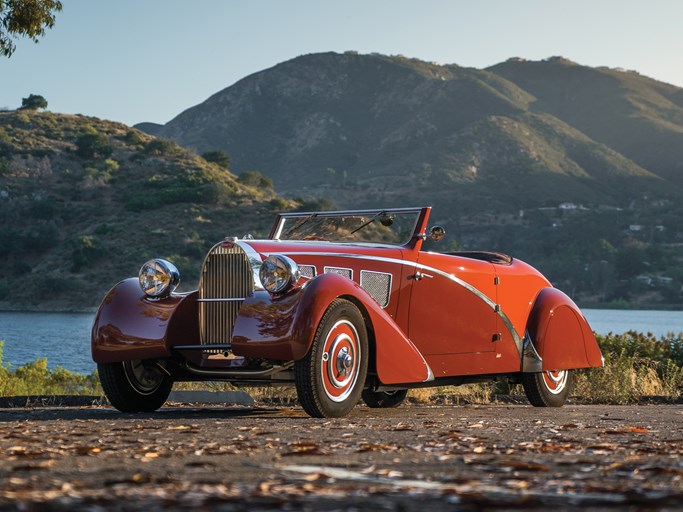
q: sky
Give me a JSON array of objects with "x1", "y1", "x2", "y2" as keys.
[{"x1": 3, "y1": 0, "x2": 683, "y2": 127}]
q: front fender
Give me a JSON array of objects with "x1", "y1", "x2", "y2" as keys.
[
  {"x1": 91, "y1": 278, "x2": 199, "y2": 364},
  {"x1": 231, "y1": 273, "x2": 432, "y2": 384},
  {"x1": 525, "y1": 288, "x2": 603, "y2": 371}
]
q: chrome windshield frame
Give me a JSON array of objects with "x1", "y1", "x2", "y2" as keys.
[{"x1": 269, "y1": 207, "x2": 427, "y2": 245}]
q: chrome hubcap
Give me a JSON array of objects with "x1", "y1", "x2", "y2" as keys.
[
  {"x1": 123, "y1": 360, "x2": 164, "y2": 395},
  {"x1": 337, "y1": 347, "x2": 353, "y2": 375}
]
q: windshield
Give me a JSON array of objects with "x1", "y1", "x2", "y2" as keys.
[{"x1": 272, "y1": 208, "x2": 422, "y2": 246}]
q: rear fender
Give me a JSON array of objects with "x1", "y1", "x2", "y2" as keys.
[
  {"x1": 231, "y1": 272, "x2": 432, "y2": 384},
  {"x1": 524, "y1": 288, "x2": 603, "y2": 372}
]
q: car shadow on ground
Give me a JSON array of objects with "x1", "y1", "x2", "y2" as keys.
[{"x1": 0, "y1": 405, "x2": 314, "y2": 423}]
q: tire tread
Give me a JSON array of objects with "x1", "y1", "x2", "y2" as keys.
[
  {"x1": 98, "y1": 362, "x2": 172, "y2": 413},
  {"x1": 295, "y1": 299, "x2": 367, "y2": 418}
]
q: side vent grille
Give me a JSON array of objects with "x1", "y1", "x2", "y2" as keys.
[
  {"x1": 198, "y1": 243, "x2": 253, "y2": 353},
  {"x1": 299, "y1": 264, "x2": 316, "y2": 279},
  {"x1": 324, "y1": 266, "x2": 352, "y2": 280},
  {"x1": 360, "y1": 270, "x2": 392, "y2": 308}
]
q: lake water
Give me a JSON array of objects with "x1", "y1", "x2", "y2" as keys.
[{"x1": 1, "y1": 309, "x2": 682, "y2": 374}]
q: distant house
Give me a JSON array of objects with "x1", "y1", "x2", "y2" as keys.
[
  {"x1": 558, "y1": 202, "x2": 589, "y2": 211},
  {"x1": 629, "y1": 224, "x2": 643, "y2": 232},
  {"x1": 636, "y1": 275, "x2": 652, "y2": 285}
]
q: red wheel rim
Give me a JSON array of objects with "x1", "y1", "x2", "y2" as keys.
[
  {"x1": 321, "y1": 319, "x2": 360, "y2": 402},
  {"x1": 542, "y1": 370, "x2": 568, "y2": 395}
]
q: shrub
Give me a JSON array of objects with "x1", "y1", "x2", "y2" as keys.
[
  {"x1": 202, "y1": 150, "x2": 231, "y2": 169},
  {"x1": 122, "y1": 130, "x2": 145, "y2": 147},
  {"x1": 144, "y1": 138, "x2": 179, "y2": 156},
  {"x1": 15, "y1": 112, "x2": 30, "y2": 125},
  {"x1": 0, "y1": 127, "x2": 14, "y2": 157},
  {"x1": 30, "y1": 196, "x2": 57, "y2": 219},
  {"x1": 41, "y1": 275, "x2": 80, "y2": 296},
  {"x1": 69, "y1": 235, "x2": 104, "y2": 271},
  {"x1": 103, "y1": 158, "x2": 119, "y2": 172},
  {"x1": 21, "y1": 221, "x2": 60, "y2": 252},
  {"x1": 238, "y1": 170, "x2": 274, "y2": 189},
  {"x1": 76, "y1": 126, "x2": 112, "y2": 159},
  {"x1": 0, "y1": 342, "x2": 101, "y2": 397}
]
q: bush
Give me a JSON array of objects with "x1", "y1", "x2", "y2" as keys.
[
  {"x1": 0, "y1": 127, "x2": 14, "y2": 157},
  {"x1": 69, "y1": 235, "x2": 104, "y2": 271},
  {"x1": 30, "y1": 196, "x2": 57, "y2": 219},
  {"x1": 76, "y1": 126, "x2": 112, "y2": 159},
  {"x1": 21, "y1": 221, "x2": 60, "y2": 253},
  {"x1": 122, "y1": 130, "x2": 145, "y2": 147},
  {"x1": 202, "y1": 150, "x2": 231, "y2": 169},
  {"x1": 103, "y1": 158, "x2": 119, "y2": 172},
  {"x1": 0, "y1": 342, "x2": 101, "y2": 397},
  {"x1": 144, "y1": 138, "x2": 179, "y2": 156},
  {"x1": 238, "y1": 170, "x2": 274, "y2": 189}
]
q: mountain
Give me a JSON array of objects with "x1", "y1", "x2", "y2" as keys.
[
  {"x1": 488, "y1": 56, "x2": 683, "y2": 184},
  {"x1": 0, "y1": 110, "x2": 299, "y2": 310},
  {"x1": 134, "y1": 52, "x2": 683, "y2": 308},
  {"x1": 139, "y1": 52, "x2": 680, "y2": 210}
]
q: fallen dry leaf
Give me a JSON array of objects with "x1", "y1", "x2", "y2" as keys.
[{"x1": 498, "y1": 460, "x2": 550, "y2": 471}]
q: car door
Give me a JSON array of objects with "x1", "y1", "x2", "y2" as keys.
[{"x1": 407, "y1": 251, "x2": 499, "y2": 377}]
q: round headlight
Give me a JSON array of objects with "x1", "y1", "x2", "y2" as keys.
[
  {"x1": 259, "y1": 255, "x2": 300, "y2": 294},
  {"x1": 139, "y1": 259, "x2": 180, "y2": 298}
]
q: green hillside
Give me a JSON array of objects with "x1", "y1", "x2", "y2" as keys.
[{"x1": 0, "y1": 110, "x2": 295, "y2": 310}]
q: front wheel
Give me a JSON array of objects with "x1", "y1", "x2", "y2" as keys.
[
  {"x1": 362, "y1": 389, "x2": 408, "y2": 408},
  {"x1": 521, "y1": 369, "x2": 572, "y2": 407},
  {"x1": 295, "y1": 299, "x2": 369, "y2": 418},
  {"x1": 98, "y1": 360, "x2": 173, "y2": 412}
]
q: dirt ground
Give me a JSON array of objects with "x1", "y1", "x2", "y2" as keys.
[{"x1": 1, "y1": 403, "x2": 682, "y2": 511}]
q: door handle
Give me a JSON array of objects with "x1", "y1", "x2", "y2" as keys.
[{"x1": 411, "y1": 271, "x2": 433, "y2": 281}]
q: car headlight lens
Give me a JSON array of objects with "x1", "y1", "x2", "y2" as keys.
[
  {"x1": 259, "y1": 255, "x2": 300, "y2": 294},
  {"x1": 139, "y1": 259, "x2": 180, "y2": 298}
]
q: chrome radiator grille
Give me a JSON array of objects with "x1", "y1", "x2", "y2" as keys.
[{"x1": 198, "y1": 243, "x2": 253, "y2": 352}]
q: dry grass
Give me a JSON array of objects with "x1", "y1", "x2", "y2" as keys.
[{"x1": 1, "y1": 332, "x2": 681, "y2": 404}]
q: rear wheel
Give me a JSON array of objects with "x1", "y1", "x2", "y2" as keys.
[
  {"x1": 362, "y1": 389, "x2": 408, "y2": 408},
  {"x1": 522, "y1": 369, "x2": 572, "y2": 407},
  {"x1": 98, "y1": 360, "x2": 172, "y2": 412},
  {"x1": 295, "y1": 299, "x2": 368, "y2": 418}
]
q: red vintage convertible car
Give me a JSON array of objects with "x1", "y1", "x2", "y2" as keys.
[{"x1": 92, "y1": 207, "x2": 603, "y2": 417}]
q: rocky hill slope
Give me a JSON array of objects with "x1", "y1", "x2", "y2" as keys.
[
  {"x1": 0, "y1": 111, "x2": 296, "y2": 310},
  {"x1": 142, "y1": 52, "x2": 681, "y2": 209}
]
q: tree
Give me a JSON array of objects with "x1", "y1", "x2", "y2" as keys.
[
  {"x1": 0, "y1": 0, "x2": 62, "y2": 58},
  {"x1": 201, "y1": 150, "x2": 231, "y2": 170},
  {"x1": 20, "y1": 93, "x2": 47, "y2": 110}
]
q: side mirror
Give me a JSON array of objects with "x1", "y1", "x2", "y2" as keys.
[{"x1": 429, "y1": 226, "x2": 445, "y2": 242}]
